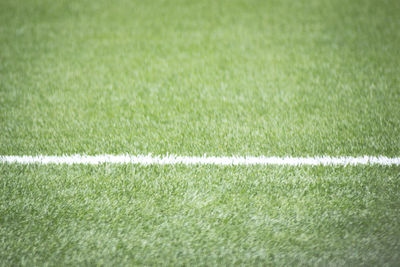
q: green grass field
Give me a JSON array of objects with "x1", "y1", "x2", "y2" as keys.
[{"x1": 1, "y1": 0, "x2": 400, "y2": 265}]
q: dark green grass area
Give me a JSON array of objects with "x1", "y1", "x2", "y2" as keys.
[
  {"x1": 1, "y1": 0, "x2": 400, "y2": 156},
  {"x1": 1, "y1": 164, "x2": 400, "y2": 265}
]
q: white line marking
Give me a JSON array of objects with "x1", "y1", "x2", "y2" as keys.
[{"x1": 0, "y1": 155, "x2": 400, "y2": 165}]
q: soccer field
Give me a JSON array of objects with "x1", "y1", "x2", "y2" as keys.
[{"x1": 1, "y1": 0, "x2": 400, "y2": 265}]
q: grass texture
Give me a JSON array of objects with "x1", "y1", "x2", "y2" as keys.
[
  {"x1": 1, "y1": 165, "x2": 400, "y2": 265},
  {"x1": 1, "y1": 0, "x2": 399, "y2": 156},
  {"x1": 1, "y1": 0, "x2": 400, "y2": 265}
]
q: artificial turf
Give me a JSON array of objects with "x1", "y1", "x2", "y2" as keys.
[
  {"x1": 1, "y1": 0, "x2": 399, "y2": 156},
  {"x1": 1, "y1": 0, "x2": 400, "y2": 265},
  {"x1": 1, "y1": 165, "x2": 400, "y2": 265}
]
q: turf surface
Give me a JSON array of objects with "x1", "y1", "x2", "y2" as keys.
[
  {"x1": 1, "y1": 0, "x2": 400, "y2": 156},
  {"x1": 1, "y1": 165, "x2": 400, "y2": 265},
  {"x1": 1, "y1": 0, "x2": 400, "y2": 265}
]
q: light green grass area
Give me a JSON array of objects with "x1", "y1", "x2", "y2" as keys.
[
  {"x1": 1, "y1": 0, "x2": 399, "y2": 156},
  {"x1": 1, "y1": 0, "x2": 400, "y2": 265},
  {"x1": 1, "y1": 165, "x2": 400, "y2": 265}
]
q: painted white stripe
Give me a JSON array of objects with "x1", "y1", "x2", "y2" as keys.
[{"x1": 0, "y1": 155, "x2": 400, "y2": 166}]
